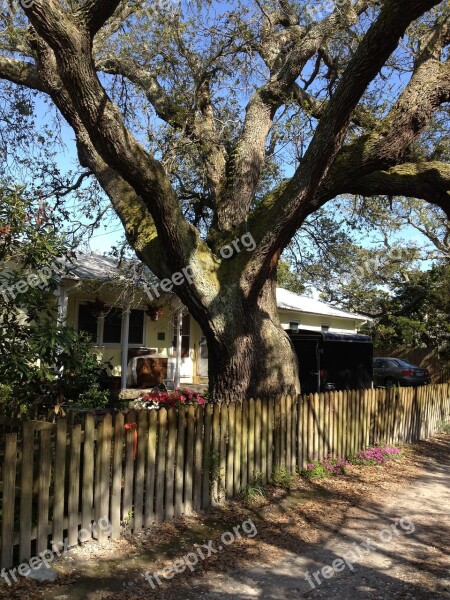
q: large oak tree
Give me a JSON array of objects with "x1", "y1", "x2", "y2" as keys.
[{"x1": 0, "y1": 0, "x2": 449, "y2": 401}]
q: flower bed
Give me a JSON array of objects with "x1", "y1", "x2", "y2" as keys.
[
  {"x1": 301, "y1": 445, "x2": 402, "y2": 479},
  {"x1": 134, "y1": 387, "x2": 208, "y2": 410}
]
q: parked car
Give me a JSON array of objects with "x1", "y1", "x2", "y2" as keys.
[{"x1": 373, "y1": 357, "x2": 431, "y2": 388}]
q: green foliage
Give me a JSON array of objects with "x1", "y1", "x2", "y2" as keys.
[
  {"x1": 301, "y1": 461, "x2": 330, "y2": 479},
  {"x1": 271, "y1": 466, "x2": 296, "y2": 489},
  {"x1": 0, "y1": 185, "x2": 111, "y2": 416},
  {"x1": 240, "y1": 475, "x2": 266, "y2": 505},
  {"x1": 276, "y1": 261, "x2": 305, "y2": 295}
]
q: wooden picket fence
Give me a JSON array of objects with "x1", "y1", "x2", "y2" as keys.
[{"x1": 1, "y1": 383, "x2": 449, "y2": 569}]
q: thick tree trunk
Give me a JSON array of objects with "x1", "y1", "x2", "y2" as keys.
[{"x1": 205, "y1": 278, "x2": 300, "y2": 403}]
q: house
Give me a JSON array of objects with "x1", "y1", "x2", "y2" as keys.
[{"x1": 57, "y1": 253, "x2": 369, "y2": 390}]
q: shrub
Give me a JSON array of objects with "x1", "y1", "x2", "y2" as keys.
[
  {"x1": 271, "y1": 466, "x2": 296, "y2": 489},
  {"x1": 351, "y1": 446, "x2": 402, "y2": 466}
]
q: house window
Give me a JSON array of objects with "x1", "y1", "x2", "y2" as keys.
[
  {"x1": 321, "y1": 324, "x2": 330, "y2": 332},
  {"x1": 77, "y1": 303, "x2": 98, "y2": 341},
  {"x1": 289, "y1": 321, "x2": 300, "y2": 332},
  {"x1": 78, "y1": 304, "x2": 145, "y2": 345},
  {"x1": 128, "y1": 310, "x2": 145, "y2": 345},
  {"x1": 103, "y1": 307, "x2": 122, "y2": 344}
]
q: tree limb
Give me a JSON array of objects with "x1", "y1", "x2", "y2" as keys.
[
  {"x1": 76, "y1": 0, "x2": 122, "y2": 36},
  {"x1": 346, "y1": 162, "x2": 450, "y2": 219}
]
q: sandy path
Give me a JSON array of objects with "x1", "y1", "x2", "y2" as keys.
[{"x1": 185, "y1": 437, "x2": 450, "y2": 599}]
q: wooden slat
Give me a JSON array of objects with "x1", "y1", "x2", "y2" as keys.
[
  {"x1": 98, "y1": 415, "x2": 112, "y2": 543},
  {"x1": 254, "y1": 399, "x2": 262, "y2": 479},
  {"x1": 122, "y1": 411, "x2": 136, "y2": 522},
  {"x1": 343, "y1": 390, "x2": 350, "y2": 458},
  {"x1": 184, "y1": 405, "x2": 196, "y2": 514},
  {"x1": 267, "y1": 398, "x2": 274, "y2": 479},
  {"x1": 323, "y1": 392, "x2": 330, "y2": 458},
  {"x1": 280, "y1": 396, "x2": 286, "y2": 468},
  {"x1": 260, "y1": 401, "x2": 268, "y2": 485},
  {"x1": 81, "y1": 414, "x2": 95, "y2": 537},
  {"x1": 175, "y1": 407, "x2": 186, "y2": 517},
  {"x1": 19, "y1": 422, "x2": 34, "y2": 562},
  {"x1": 226, "y1": 403, "x2": 235, "y2": 498},
  {"x1": 52, "y1": 419, "x2": 67, "y2": 549},
  {"x1": 219, "y1": 404, "x2": 227, "y2": 503},
  {"x1": 273, "y1": 398, "x2": 281, "y2": 469},
  {"x1": 307, "y1": 395, "x2": 314, "y2": 461},
  {"x1": 193, "y1": 405, "x2": 204, "y2": 512},
  {"x1": 291, "y1": 395, "x2": 297, "y2": 473},
  {"x1": 37, "y1": 429, "x2": 52, "y2": 554},
  {"x1": 164, "y1": 408, "x2": 177, "y2": 520},
  {"x1": 201, "y1": 404, "x2": 212, "y2": 509},
  {"x1": 111, "y1": 412, "x2": 124, "y2": 539},
  {"x1": 296, "y1": 396, "x2": 303, "y2": 469},
  {"x1": 248, "y1": 399, "x2": 255, "y2": 482},
  {"x1": 145, "y1": 411, "x2": 157, "y2": 526},
  {"x1": 234, "y1": 402, "x2": 243, "y2": 491},
  {"x1": 316, "y1": 392, "x2": 323, "y2": 462},
  {"x1": 241, "y1": 400, "x2": 249, "y2": 489},
  {"x1": 67, "y1": 425, "x2": 81, "y2": 548},
  {"x1": 134, "y1": 411, "x2": 147, "y2": 530},
  {"x1": 1, "y1": 434, "x2": 17, "y2": 569},
  {"x1": 155, "y1": 409, "x2": 167, "y2": 522},
  {"x1": 211, "y1": 404, "x2": 220, "y2": 505},
  {"x1": 285, "y1": 396, "x2": 292, "y2": 472}
]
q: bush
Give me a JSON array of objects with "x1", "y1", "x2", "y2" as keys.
[{"x1": 271, "y1": 466, "x2": 296, "y2": 489}]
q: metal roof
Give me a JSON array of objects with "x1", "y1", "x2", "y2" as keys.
[{"x1": 276, "y1": 287, "x2": 367, "y2": 323}]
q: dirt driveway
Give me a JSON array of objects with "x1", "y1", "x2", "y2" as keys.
[
  {"x1": 190, "y1": 436, "x2": 450, "y2": 600},
  {"x1": 2, "y1": 434, "x2": 449, "y2": 600}
]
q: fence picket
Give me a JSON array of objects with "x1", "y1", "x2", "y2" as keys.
[
  {"x1": 165, "y1": 408, "x2": 177, "y2": 520},
  {"x1": 144, "y1": 411, "x2": 157, "y2": 526},
  {"x1": 184, "y1": 405, "x2": 195, "y2": 515},
  {"x1": 19, "y1": 422, "x2": 34, "y2": 561},
  {"x1": 1, "y1": 434, "x2": 17, "y2": 569},
  {"x1": 134, "y1": 411, "x2": 147, "y2": 530},
  {"x1": 112, "y1": 412, "x2": 124, "y2": 538},
  {"x1": 81, "y1": 414, "x2": 94, "y2": 536},
  {"x1": 201, "y1": 404, "x2": 212, "y2": 509},
  {"x1": 155, "y1": 409, "x2": 167, "y2": 522},
  {"x1": 226, "y1": 403, "x2": 235, "y2": 498},
  {"x1": 193, "y1": 405, "x2": 204, "y2": 512}
]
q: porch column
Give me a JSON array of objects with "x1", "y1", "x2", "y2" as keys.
[
  {"x1": 174, "y1": 309, "x2": 183, "y2": 387},
  {"x1": 120, "y1": 308, "x2": 130, "y2": 390}
]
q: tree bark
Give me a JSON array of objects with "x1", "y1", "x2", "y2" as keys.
[{"x1": 205, "y1": 277, "x2": 300, "y2": 402}]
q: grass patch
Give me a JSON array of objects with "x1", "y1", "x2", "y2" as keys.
[{"x1": 240, "y1": 475, "x2": 266, "y2": 505}]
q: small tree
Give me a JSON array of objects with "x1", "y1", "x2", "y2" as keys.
[{"x1": 0, "y1": 185, "x2": 110, "y2": 416}]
